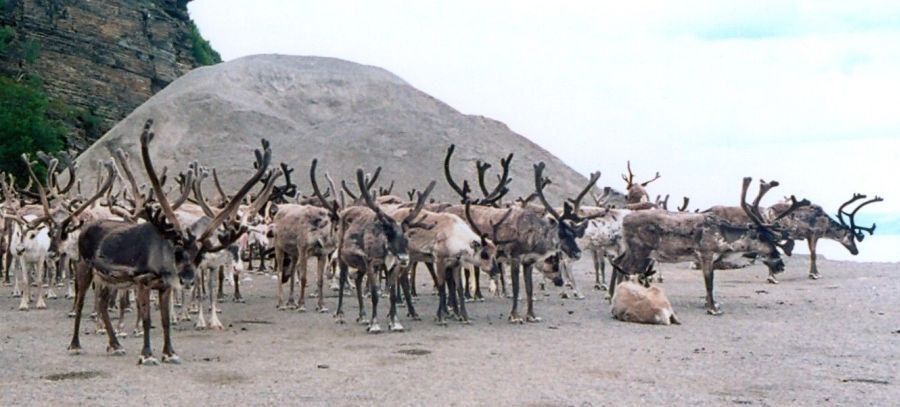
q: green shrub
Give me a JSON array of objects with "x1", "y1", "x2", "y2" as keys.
[
  {"x1": 0, "y1": 76, "x2": 65, "y2": 186},
  {"x1": 189, "y1": 20, "x2": 221, "y2": 66}
]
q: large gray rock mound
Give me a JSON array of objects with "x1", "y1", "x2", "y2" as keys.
[{"x1": 76, "y1": 54, "x2": 590, "y2": 203}]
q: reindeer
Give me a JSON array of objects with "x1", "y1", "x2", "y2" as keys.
[
  {"x1": 621, "y1": 161, "x2": 661, "y2": 209},
  {"x1": 613, "y1": 178, "x2": 808, "y2": 315},
  {"x1": 271, "y1": 159, "x2": 340, "y2": 312},
  {"x1": 68, "y1": 119, "x2": 270, "y2": 365},
  {"x1": 705, "y1": 193, "x2": 882, "y2": 283},
  {"x1": 611, "y1": 280, "x2": 680, "y2": 325},
  {"x1": 333, "y1": 167, "x2": 434, "y2": 332}
]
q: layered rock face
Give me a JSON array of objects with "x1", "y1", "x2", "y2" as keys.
[
  {"x1": 0, "y1": 0, "x2": 207, "y2": 149},
  {"x1": 76, "y1": 55, "x2": 592, "y2": 202}
]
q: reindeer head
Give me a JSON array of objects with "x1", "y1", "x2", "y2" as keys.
[
  {"x1": 463, "y1": 202, "x2": 513, "y2": 278},
  {"x1": 353, "y1": 167, "x2": 435, "y2": 268},
  {"x1": 19, "y1": 153, "x2": 116, "y2": 260},
  {"x1": 533, "y1": 162, "x2": 606, "y2": 261},
  {"x1": 621, "y1": 161, "x2": 660, "y2": 205},
  {"x1": 739, "y1": 178, "x2": 809, "y2": 274},
  {"x1": 140, "y1": 119, "x2": 271, "y2": 290},
  {"x1": 834, "y1": 193, "x2": 883, "y2": 255}
]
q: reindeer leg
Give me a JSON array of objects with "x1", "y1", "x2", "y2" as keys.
[
  {"x1": 524, "y1": 262, "x2": 541, "y2": 322},
  {"x1": 286, "y1": 257, "x2": 298, "y2": 309},
  {"x1": 367, "y1": 265, "x2": 381, "y2": 333},
  {"x1": 315, "y1": 256, "x2": 328, "y2": 313},
  {"x1": 135, "y1": 287, "x2": 159, "y2": 365},
  {"x1": 508, "y1": 260, "x2": 523, "y2": 323},
  {"x1": 18, "y1": 259, "x2": 30, "y2": 311},
  {"x1": 67, "y1": 261, "x2": 91, "y2": 354},
  {"x1": 400, "y1": 267, "x2": 419, "y2": 320},
  {"x1": 195, "y1": 274, "x2": 207, "y2": 330},
  {"x1": 409, "y1": 261, "x2": 419, "y2": 297},
  {"x1": 562, "y1": 259, "x2": 584, "y2": 300},
  {"x1": 297, "y1": 251, "x2": 308, "y2": 312},
  {"x1": 232, "y1": 266, "x2": 244, "y2": 303},
  {"x1": 98, "y1": 287, "x2": 125, "y2": 355},
  {"x1": 217, "y1": 266, "x2": 225, "y2": 300},
  {"x1": 446, "y1": 266, "x2": 459, "y2": 317},
  {"x1": 355, "y1": 270, "x2": 367, "y2": 324},
  {"x1": 473, "y1": 266, "x2": 485, "y2": 302},
  {"x1": 334, "y1": 261, "x2": 348, "y2": 323},
  {"x1": 606, "y1": 266, "x2": 619, "y2": 302},
  {"x1": 463, "y1": 267, "x2": 473, "y2": 301},
  {"x1": 434, "y1": 258, "x2": 448, "y2": 325},
  {"x1": 159, "y1": 287, "x2": 181, "y2": 364},
  {"x1": 275, "y1": 248, "x2": 286, "y2": 310},
  {"x1": 386, "y1": 264, "x2": 404, "y2": 332},
  {"x1": 593, "y1": 250, "x2": 605, "y2": 290},
  {"x1": 425, "y1": 262, "x2": 438, "y2": 296},
  {"x1": 35, "y1": 259, "x2": 48, "y2": 309},
  {"x1": 452, "y1": 264, "x2": 469, "y2": 323},
  {"x1": 116, "y1": 290, "x2": 129, "y2": 337},
  {"x1": 207, "y1": 266, "x2": 224, "y2": 330},
  {"x1": 808, "y1": 237, "x2": 820, "y2": 280},
  {"x1": 701, "y1": 257, "x2": 721, "y2": 315}
]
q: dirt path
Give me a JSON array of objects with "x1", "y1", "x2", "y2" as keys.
[{"x1": 1, "y1": 257, "x2": 897, "y2": 406}]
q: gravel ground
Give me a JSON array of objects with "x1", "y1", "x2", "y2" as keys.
[{"x1": 1, "y1": 256, "x2": 897, "y2": 406}]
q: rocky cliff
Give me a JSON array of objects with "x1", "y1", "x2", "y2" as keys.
[
  {"x1": 76, "y1": 55, "x2": 592, "y2": 203},
  {"x1": 0, "y1": 0, "x2": 218, "y2": 150}
]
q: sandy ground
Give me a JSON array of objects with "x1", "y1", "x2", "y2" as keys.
[{"x1": 1, "y1": 256, "x2": 898, "y2": 406}]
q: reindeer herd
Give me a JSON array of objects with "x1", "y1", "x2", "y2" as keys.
[{"x1": 0, "y1": 119, "x2": 883, "y2": 365}]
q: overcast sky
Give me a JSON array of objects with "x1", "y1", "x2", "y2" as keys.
[{"x1": 189, "y1": 1, "x2": 899, "y2": 260}]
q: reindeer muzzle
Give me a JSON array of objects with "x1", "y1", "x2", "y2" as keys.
[{"x1": 398, "y1": 254, "x2": 410, "y2": 268}]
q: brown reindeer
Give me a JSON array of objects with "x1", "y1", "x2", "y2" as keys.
[
  {"x1": 613, "y1": 178, "x2": 808, "y2": 315},
  {"x1": 333, "y1": 167, "x2": 434, "y2": 332},
  {"x1": 705, "y1": 193, "x2": 882, "y2": 283},
  {"x1": 271, "y1": 159, "x2": 340, "y2": 312},
  {"x1": 68, "y1": 119, "x2": 270, "y2": 365}
]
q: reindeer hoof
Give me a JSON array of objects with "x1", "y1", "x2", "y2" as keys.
[
  {"x1": 389, "y1": 322, "x2": 404, "y2": 332},
  {"x1": 706, "y1": 308, "x2": 723, "y2": 316},
  {"x1": 316, "y1": 306, "x2": 329, "y2": 313},
  {"x1": 209, "y1": 322, "x2": 224, "y2": 330},
  {"x1": 767, "y1": 276, "x2": 780, "y2": 284},
  {"x1": 356, "y1": 316, "x2": 368, "y2": 325},
  {"x1": 67, "y1": 310, "x2": 76, "y2": 318},
  {"x1": 809, "y1": 273, "x2": 821, "y2": 280},
  {"x1": 367, "y1": 323, "x2": 382, "y2": 334},
  {"x1": 18, "y1": 305, "x2": 29, "y2": 311},
  {"x1": 96, "y1": 328, "x2": 107, "y2": 335},
  {"x1": 46, "y1": 292, "x2": 58, "y2": 299},
  {"x1": 233, "y1": 297, "x2": 245, "y2": 303},
  {"x1": 297, "y1": 305, "x2": 307, "y2": 313},
  {"x1": 117, "y1": 330, "x2": 128, "y2": 338},
  {"x1": 68, "y1": 346, "x2": 82, "y2": 355},
  {"x1": 162, "y1": 354, "x2": 182, "y2": 364},
  {"x1": 407, "y1": 313, "x2": 421, "y2": 321},
  {"x1": 138, "y1": 356, "x2": 160, "y2": 366},
  {"x1": 133, "y1": 329, "x2": 144, "y2": 336},
  {"x1": 107, "y1": 347, "x2": 126, "y2": 356},
  {"x1": 508, "y1": 315, "x2": 524, "y2": 324},
  {"x1": 526, "y1": 315, "x2": 542, "y2": 323},
  {"x1": 276, "y1": 305, "x2": 288, "y2": 311}
]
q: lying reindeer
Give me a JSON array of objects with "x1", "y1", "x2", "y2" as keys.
[
  {"x1": 611, "y1": 280, "x2": 680, "y2": 325},
  {"x1": 613, "y1": 178, "x2": 807, "y2": 315}
]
